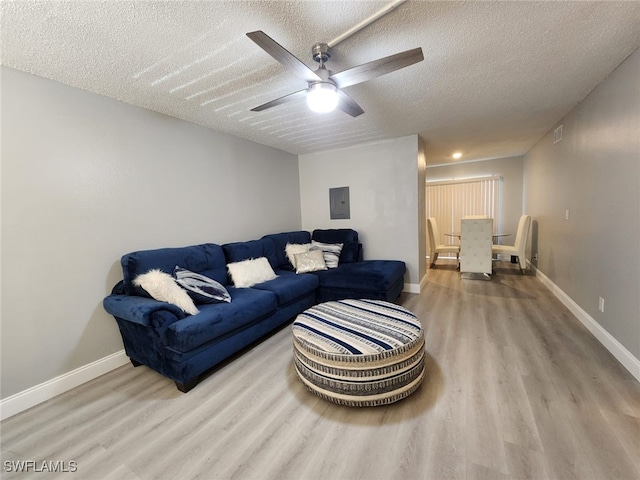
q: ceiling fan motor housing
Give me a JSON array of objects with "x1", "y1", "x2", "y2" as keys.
[
  {"x1": 312, "y1": 67, "x2": 332, "y2": 82},
  {"x1": 312, "y1": 43, "x2": 331, "y2": 63}
]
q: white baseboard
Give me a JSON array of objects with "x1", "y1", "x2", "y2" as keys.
[
  {"x1": 0, "y1": 350, "x2": 129, "y2": 421},
  {"x1": 420, "y1": 273, "x2": 428, "y2": 292},
  {"x1": 404, "y1": 282, "x2": 421, "y2": 294},
  {"x1": 532, "y1": 263, "x2": 640, "y2": 382},
  {"x1": 403, "y1": 274, "x2": 428, "y2": 294}
]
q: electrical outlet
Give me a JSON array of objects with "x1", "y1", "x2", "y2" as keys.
[
  {"x1": 565, "y1": 209, "x2": 570, "y2": 220},
  {"x1": 598, "y1": 297, "x2": 605, "y2": 312}
]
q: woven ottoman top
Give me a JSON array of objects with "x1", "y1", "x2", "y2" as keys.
[
  {"x1": 292, "y1": 299, "x2": 423, "y2": 361},
  {"x1": 292, "y1": 299, "x2": 425, "y2": 406}
]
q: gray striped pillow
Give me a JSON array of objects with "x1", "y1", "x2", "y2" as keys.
[
  {"x1": 173, "y1": 266, "x2": 231, "y2": 304},
  {"x1": 311, "y1": 241, "x2": 343, "y2": 269}
]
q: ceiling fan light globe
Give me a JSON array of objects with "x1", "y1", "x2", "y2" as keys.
[{"x1": 307, "y1": 83, "x2": 339, "y2": 113}]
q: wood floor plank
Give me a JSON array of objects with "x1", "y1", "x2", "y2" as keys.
[
  {"x1": 600, "y1": 409, "x2": 640, "y2": 473},
  {"x1": 2, "y1": 260, "x2": 638, "y2": 480},
  {"x1": 464, "y1": 309, "x2": 509, "y2": 474},
  {"x1": 568, "y1": 404, "x2": 640, "y2": 480},
  {"x1": 466, "y1": 461, "x2": 509, "y2": 480},
  {"x1": 503, "y1": 441, "x2": 551, "y2": 480},
  {"x1": 488, "y1": 341, "x2": 543, "y2": 452},
  {"x1": 522, "y1": 375, "x2": 599, "y2": 480}
]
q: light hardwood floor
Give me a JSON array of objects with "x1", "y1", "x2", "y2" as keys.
[{"x1": 2, "y1": 261, "x2": 639, "y2": 480}]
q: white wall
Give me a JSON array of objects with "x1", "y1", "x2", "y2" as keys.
[
  {"x1": 299, "y1": 135, "x2": 423, "y2": 289},
  {"x1": 524, "y1": 48, "x2": 640, "y2": 361},
  {"x1": 1, "y1": 67, "x2": 302, "y2": 399},
  {"x1": 417, "y1": 137, "x2": 427, "y2": 283}
]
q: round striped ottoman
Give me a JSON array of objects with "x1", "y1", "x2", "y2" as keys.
[{"x1": 292, "y1": 299, "x2": 425, "y2": 407}]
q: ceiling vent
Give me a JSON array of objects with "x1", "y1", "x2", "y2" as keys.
[{"x1": 553, "y1": 124, "x2": 563, "y2": 144}]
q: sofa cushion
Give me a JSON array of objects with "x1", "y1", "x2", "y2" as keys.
[
  {"x1": 262, "y1": 231, "x2": 312, "y2": 270},
  {"x1": 122, "y1": 244, "x2": 227, "y2": 297},
  {"x1": 312, "y1": 229, "x2": 360, "y2": 264},
  {"x1": 222, "y1": 238, "x2": 278, "y2": 271},
  {"x1": 311, "y1": 260, "x2": 406, "y2": 293},
  {"x1": 252, "y1": 272, "x2": 319, "y2": 306},
  {"x1": 164, "y1": 287, "x2": 277, "y2": 353}
]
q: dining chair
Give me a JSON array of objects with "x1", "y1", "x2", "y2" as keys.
[
  {"x1": 463, "y1": 215, "x2": 489, "y2": 219},
  {"x1": 492, "y1": 214, "x2": 531, "y2": 274},
  {"x1": 460, "y1": 218, "x2": 493, "y2": 279},
  {"x1": 427, "y1": 217, "x2": 460, "y2": 267}
]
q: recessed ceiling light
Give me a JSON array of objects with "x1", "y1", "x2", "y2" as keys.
[{"x1": 452, "y1": 152, "x2": 462, "y2": 159}]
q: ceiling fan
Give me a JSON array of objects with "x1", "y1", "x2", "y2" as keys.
[{"x1": 246, "y1": 30, "x2": 424, "y2": 117}]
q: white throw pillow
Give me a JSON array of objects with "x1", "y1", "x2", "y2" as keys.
[
  {"x1": 285, "y1": 243, "x2": 311, "y2": 269},
  {"x1": 295, "y1": 249, "x2": 328, "y2": 274},
  {"x1": 227, "y1": 257, "x2": 277, "y2": 288},
  {"x1": 133, "y1": 269, "x2": 199, "y2": 315}
]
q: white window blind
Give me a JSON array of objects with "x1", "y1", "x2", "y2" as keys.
[{"x1": 426, "y1": 176, "x2": 501, "y2": 254}]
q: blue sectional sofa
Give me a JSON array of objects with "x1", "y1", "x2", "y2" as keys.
[{"x1": 103, "y1": 229, "x2": 406, "y2": 392}]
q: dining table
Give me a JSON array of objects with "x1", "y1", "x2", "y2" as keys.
[
  {"x1": 444, "y1": 232, "x2": 511, "y2": 241},
  {"x1": 445, "y1": 232, "x2": 516, "y2": 263}
]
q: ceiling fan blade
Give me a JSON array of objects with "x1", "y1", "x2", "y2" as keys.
[
  {"x1": 329, "y1": 47, "x2": 424, "y2": 89},
  {"x1": 251, "y1": 89, "x2": 308, "y2": 112},
  {"x1": 336, "y1": 89, "x2": 365, "y2": 117},
  {"x1": 247, "y1": 31, "x2": 322, "y2": 83}
]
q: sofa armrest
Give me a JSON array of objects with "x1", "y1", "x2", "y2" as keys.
[{"x1": 103, "y1": 294, "x2": 185, "y2": 327}]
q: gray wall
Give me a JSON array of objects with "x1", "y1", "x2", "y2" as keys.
[
  {"x1": 523, "y1": 48, "x2": 640, "y2": 359},
  {"x1": 426, "y1": 156, "x2": 525, "y2": 237},
  {"x1": 1, "y1": 67, "x2": 302, "y2": 398},
  {"x1": 299, "y1": 135, "x2": 424, "y2": 288}
]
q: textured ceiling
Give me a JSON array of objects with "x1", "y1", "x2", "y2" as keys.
[{"x1": 2, "y1": 1, "x2": 639, "y2": 164}]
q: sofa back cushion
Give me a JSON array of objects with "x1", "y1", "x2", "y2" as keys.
[
  {"x1": 311, "y1": 229, "x2": 361, "y2": 264},
  {"x1": 262, "y1": 231, "x2": 312, "y2": 270},
  {"x1": 222, "y1": 238, "x2": 278, "y2": 270},
  {"x1": 121, "y1": 243, "x2": 227, "y2": 297}
]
